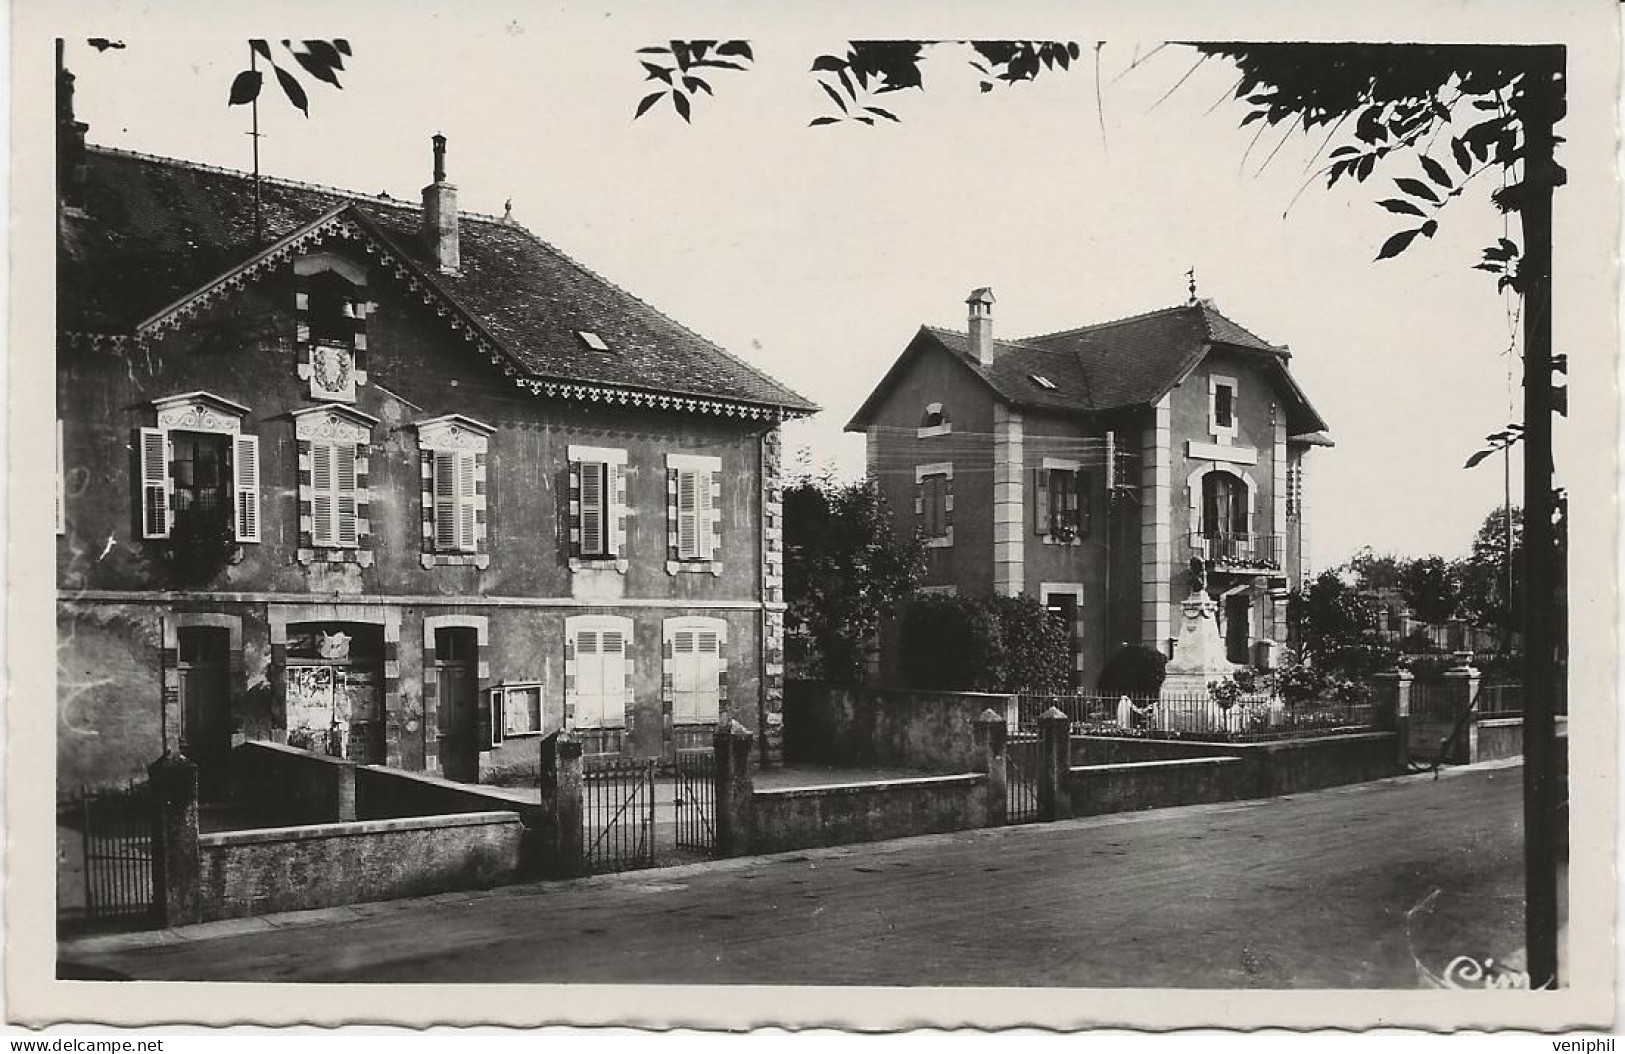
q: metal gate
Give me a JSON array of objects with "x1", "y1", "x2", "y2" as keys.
[
  {"x1": 78, "y1": 782, "x2": 156, "y2": 924},
  {"x1": 583, "y1": 757, "x2": 657, "y2": 874},
  {"x1": 1005, "y1": 734, "x2": 1040, "y2": 824},
  {"x1": 673, "y1": 748, "x2": 716, "y2": 855}
]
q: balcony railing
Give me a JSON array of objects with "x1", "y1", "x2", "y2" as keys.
[{"x1": 1190, "y1": 531, "x2": 1284, "y2": 571}]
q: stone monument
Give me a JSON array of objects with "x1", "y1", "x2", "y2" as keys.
[{"x1": 1160, "y1": 557, "x2": 1237, "y2": 698}]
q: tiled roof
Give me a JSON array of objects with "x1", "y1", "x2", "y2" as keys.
[
  {"x1": 60, "y1": 146, "x2": 816, "y2": 415},
  {"x1": 850, "y1": 301, "x2": 1328, "y2": 435}
]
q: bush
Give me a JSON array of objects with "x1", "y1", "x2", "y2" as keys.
[
  {"x1": 896, "y1": 593, "x2": 1072, "y2": 693},
  {"x1": 1098, "y1": 644, "x2": 1168, "y2": 697}
]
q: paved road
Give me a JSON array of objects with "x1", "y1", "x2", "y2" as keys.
[{"x1": 60, "y1": 764, "x2": 1547, "y2": 988}]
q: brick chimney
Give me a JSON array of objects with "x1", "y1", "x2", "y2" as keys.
[
  {"x1": 421, "y1": 134, "x2": 460, "y2": 275},
  {"x1": 967, "y1": 287, "x2": 996, "y2": 366}
]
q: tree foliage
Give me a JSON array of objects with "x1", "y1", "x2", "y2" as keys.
[
  {"x1": 1289, "y1": 570, "x2": 1396, "y2": 678},
  {"x1": 897, "y1": 593, "x2": 1072, "y2": 693},
  {"x1": 783, "y1": 475, "x2": 924, "y2": 684},
  {"x1": 228, "y1": 40, "x2": 351, "y2": 117},
  {"x1": 1455, "y1": 505, "x2": 1523, "y2": 637},
  {"x1": 1397, "y1": 554, "x2": 1462, "y2": 625}
]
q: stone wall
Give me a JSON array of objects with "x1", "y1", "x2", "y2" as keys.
[
  {"x1": 751, "y1": 774, "x2": 987, "y2": 854},
  {"x1": 196, "y1": 811, "x2": 524, "y2": 921},
  {"x1": 1071, "y1": 732, "x2": 1400, "y2": 797},
  {"x1": 356, "y1": 762, "x2": 536, "y2": 822},
  {"x1": 783, "y1": 681, "x2": 1014, "y2": 772},
  {"x1": 230, "y1": 741, "x2": 355, "y2": 826},
  {"x1": 1067, "y1": 757, "x2": 1248, "y2": 816}
]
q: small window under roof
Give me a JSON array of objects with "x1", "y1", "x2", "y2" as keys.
[
  {"x1": 577, "y1": 330, "x2": 611, "y2": 352},
  {"x1": 1029, "y1": 374, "x2": 1057, "y2": 390}
]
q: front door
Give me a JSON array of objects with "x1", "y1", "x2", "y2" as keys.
[
  {"x1": 178, "y1": 626, "x2": 231, "y2": 801},
  {"x1": 1224, "y1": 593, "x2": 1251, "y2": 666},
  {"x1": 1044, "y1": 592, "x2": 1081, "y2": 689},
  {"x1": 434, "y1": 628, "x2": 479, "y2": 782}
]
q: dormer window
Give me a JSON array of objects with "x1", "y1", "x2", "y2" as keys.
[
  {"x1": 1208, "y1": 375, "x2": 1239, "y2": 444},
  {"x1": 577, "y1": 330, "x2": 611, "y2": 352},
  {"x1": 1030, "y1": 374, "x2": 1057, "y2": 390},
  {"x1": 918, "y1": 402, "x2": 951, "y2": 438}
]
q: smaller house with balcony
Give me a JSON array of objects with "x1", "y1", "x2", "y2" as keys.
[{"x1": 848, "y1": 289, "x2": 1332, "y2": 687}]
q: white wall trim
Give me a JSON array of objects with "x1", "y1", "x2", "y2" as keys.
[
  {"x1": 666, "y1": 452, "x2": 722, "y2": 473},
  {"x1": 1186, "y1": 440, "x2": 1257, "y2": 465},
  {"x1": 914, "y1": 462, "x2": 954, "y2": 482},
  {"x1": 569, "y1": 444, "x2": 629, "y2": 465}
]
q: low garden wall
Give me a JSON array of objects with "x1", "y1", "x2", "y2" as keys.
[
  {"x1": 356, "y1": 764, "x2": 537, "y2": 823},
  {"x1": 1071, "y1": 732, "x2": 1400, "y2": 798},
  {"x1": 229, "y1": 741, "x2": 355, "y2": 826},
  {"x1": 751, "y1": 773, "x2": 988, "y2": 854},
  {"x1": 1067, "y1": 757, "x2": 1249, "y2": 816},
  {"x1": 783, "y1": 681, "x2": 1015, "y2": 771},
  {"x1": 196, "y1": 811, "x2": 525, "y2": 921}
]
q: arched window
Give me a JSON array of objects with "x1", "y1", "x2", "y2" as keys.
[
  {"x1": 1201, "y1": 471, "x2": 1248, "y2": 539},
  {"x1": 918, "y1": 402, "x2": 951, "y2": 436}
]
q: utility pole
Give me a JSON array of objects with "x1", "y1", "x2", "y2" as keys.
[{"x1": 249, "y1": 43, "x2": 263, "y2": 246}]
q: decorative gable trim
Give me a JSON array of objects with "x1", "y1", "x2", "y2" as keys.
[{"x1": 152, "y1": 391, "x2": 250, "y2": 434}]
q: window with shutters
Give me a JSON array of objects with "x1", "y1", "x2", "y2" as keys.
[
  {"x1": 417, "y1": 415, "x2": 493, "y2": 568},
  {"x1": 293, "y1": 405, "x2": 377, "y2": 566},
  {"x1": 1209, "y1": 375, "x2": 1239, "y2": 444},
  {"x1": 1034, "y1": 460, "x2": 1089, "y2": 544},
  {"x1": 663, "y1": 616, "x2": 726, "y2": 725},
  {"x1": 565, "y1": 615, "x2": 633, "y2": 730},
  {"x1": 913, "y1": 462, "x2": 953, "y2": 548},
  {"x1": 140, "y1": 393, "x2": 261, "y2": 544},
  {"x1": 666, "y1": 453, "x2": 723, "y2": 575},
  {"x1": 568, "y1": 445, "x2": 628, "y2": 572}
]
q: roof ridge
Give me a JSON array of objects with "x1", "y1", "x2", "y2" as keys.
[
  {"x1": 1196, "y1": 301, "x2": 1281, "y2": 349},
  {"x1": 922, "y1": 324, "x2": 1049, "y2": 352},
  {"x1": 498, "y1": 217, "x2": 815, "y2": 409},
  {"x1": 1020, "y1": 302, "x2": 1192, "y2": 343},
  {"x1": 84, "y1": 143, "x2": 512, "y2": 225}
]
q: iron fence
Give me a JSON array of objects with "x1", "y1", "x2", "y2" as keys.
[
  {"x1": 673, "y1": 748, "x2": 716, "y2": 855},
  {"x1": 1476, "y1": 682, "x2": 1524, "y2": 717},
  {"x1": 75, "y1": 781, "x2": 156, "y2": 925},
  {"x1": 1005, "y1": 733, "x2": 1041, "y2": 824},
  {"x1": 1017, "y1": 692, "x2": 1378, "y2": 741},
  {"x1": 582, "y1": 756, "x2": 656, "y2": 874}
]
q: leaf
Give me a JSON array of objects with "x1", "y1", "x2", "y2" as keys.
[
  {"x1": 1464, "y1": 449, "x2": 1495, "y2": 470},
  {"x1": 634, "y1": 91, "x2": 665, "y2": 119},
  {"x1": 228, "y1": 69, "x2": 263, "y2": 106},
  {"x1": 683, "y1": 76, "x2": 713, "y2": 96},
  {"x1": 672, "y1": 90, "x2": 692, "y2": 122},
  {"x1": 809, "y1": 116, "x2": 840, "y2": 127},
  {"x1": 1330, "y1": 145, "x2": 1360, "y2": 158},
  {"x1": 1068, "y1": 42, "x2": 1081, "y2": 60},
  {"x1": 717, "y1": 41, "x2": 753, "y2": 61},
  {"x1": 1378, "y1": 198, "x2": 1425, "y2": 216},
  {"x1": 292, "y1": 45, "x2": 344, "y2": 87},
  {"x1": 1376, "y1": 227, "x2": 1423, "y2": 261},
  {"x1": 636, "y1": 46, "x2": 671, "y2": 55},
  {"x1": 1451, "y1": 136, "x2": 1473, "y2": 173},
  {"x1": 1420, "y1": 155, "x2": 1452, "y2": 188},
  {"x1": 249, "y1": 39, "x2": 272, "y2": 61},
  {"x1": 1421, "y1": 219, "x2": 1439, "y2": 238},
  {"x1": 642, "y1": 62, "x2": 674, "y2": 84},
  {"x1": 1553, "y1": 386, "x2": 1568, "y2": 416},
  {"x1": 855, "y1": 116, "x2": 875, "y2": 125},
  {"x1": 273, "y1": 65, "x2": 309, "y2": 116},
  {"x1": 811, "y1": 55, "x2": 847, "y2": 72},
  {"x1": 1241, "y1": 110, "x2": 1266, "y2": 126},
  {"x1": 819, "y1": 80, "x2": 849, "y2": 114},
  {"x1": 1356, "y1": 155, "x2": 1376, "y2": 181},
  {"x1": 837, "y1": 68, "x2": 855, "y2": 99},
  {"x1": 1552, "y1": 354, "x2": 1567, "y2": 375},
  {"x1": 1394, "y1": 177, "x2": 1440, "y2": 204},
  {"x1": 333, "y1": 40, "x2": 351, "y2": 56},
  {"x1": 301, "y1": 40, "x2": 346, "y2": 71},
  {"x1": 866, "y1": 106, "x2": 900, "y2": 122}
]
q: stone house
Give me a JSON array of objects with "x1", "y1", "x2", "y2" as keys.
[
  {"x1": 55, "y1": 93, "x2": 813, "y2": 796},
  {"x1": 847, "y1": 289, "x2": 1332, "y2": 688}
]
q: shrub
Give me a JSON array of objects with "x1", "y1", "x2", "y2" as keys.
[
  {"x1": 896, "y1": 593, "x2": 1072, "y2": 693},
  {"x1": 1098, "y1": 644, "x2": 1168, "y2": 697}
]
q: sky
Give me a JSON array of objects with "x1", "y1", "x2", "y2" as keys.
[{"x1": 60, "y1": 18, "x2": 1563, "y2": 568}]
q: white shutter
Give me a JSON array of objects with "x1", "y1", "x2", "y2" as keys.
[
  {"x1": 703, "y1": 471, "x2": 720, "y2": 559},
  {"x1": 575, "y1": 630, "x2": 603, "y2": 729},
  {"x1": 677, "y1": 469, "x2": 699, "y2": 559},
  {"x1": 433, "y1": 451, "x2": 457, "y2": 550},
  {"x1": 580, "y1": 462, "x2": 604, "y2": 556},
  {"x1": 233, "y1": 434, "x2": 261, "y2": 543},
  {"x1": 697, "y1": 631, "x2": 721, "y2": 722},
  {"x1": 336, "y1": 445, "x2": 358, "y2": 546},
  {"x1": 139, "y1": 427, "x2": 171, "y2": 538},
  {"x1": 672, "y1": 630, "x2": 697, "y2": 723},
  {"x1": 311, "y1": 443, "x2": 335, "y2": 545},
  {"x1": 601, "y1": 630, "x2": 627, "y2": 727},
  {"x1": 457, "y1": 452, "x2": 477, "y2": 551},
  {"x1": 610, "y1": 462, "x2": 627, "y2": 558}
]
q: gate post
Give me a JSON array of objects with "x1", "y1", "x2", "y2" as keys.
[
  {"x1": 148, "y1": 752, "x2": 202, "y2": 927},
  {"x1": 974, "y1": 708, "x2": 1008, "y2": 827},
  {"x1": 1374, "y1": 668, "x2": 1413, "y2": 770},
  {"x1": 1442, "y1": 653, "x2": 1481, "y2": 764},
  {"x1": 538, "y1": 731, "x2": 585, "y2": 878},
  {"x1": 714, "y1": 720, "x2": 756, "y2": 857},
  {"x1": 1036, "y1": 707, "x2": 1073, "y2": 822}
]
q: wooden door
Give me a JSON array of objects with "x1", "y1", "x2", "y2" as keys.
[
  {"x1": 434, "y1": 628, "x2": 479, "y2": 782},
  {"x1": 178, "y1": 627, "x2": 231, "y2": 801}
]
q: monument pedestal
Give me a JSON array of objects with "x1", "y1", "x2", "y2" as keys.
[{"x1": 1161, "y1": 591, "x2": 1236, "y2": 696}]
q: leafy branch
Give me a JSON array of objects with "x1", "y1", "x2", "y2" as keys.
[
  {"x1": 633, "y1": 40, "x2": 754, "y2": 123},
  {"x1": 229, "y1": 39, "x2": 351, "y2": 117}
]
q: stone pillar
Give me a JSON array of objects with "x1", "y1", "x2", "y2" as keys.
[
  {"x1": 1442, "y1": 653, "x2": 1480, "y2": 765},
  {"x1": 148, "y1": 752, "x2": 201, "y2": 928},
  {"x1": 537, "y1": 731, "x2": 584, "y2": 878},
  {"x1": 992, "y1": 404, "x2": 1025, "y2": 597},
  {"x1": 714, "y1": 721, "x2": 756, "y2": 857},
  {"x1": 974, "y1": 708, "x2": 1008, "y2": 827},
  {"x1": 759, "y1": 427, "x2": 785, "y2": 768},
  {"x1": 1373, "y1": 668, "x2": 1413, "y2": 770},
  {"x1": 1036, "y1": 707, "x2": 1073, "y2": 822}
]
